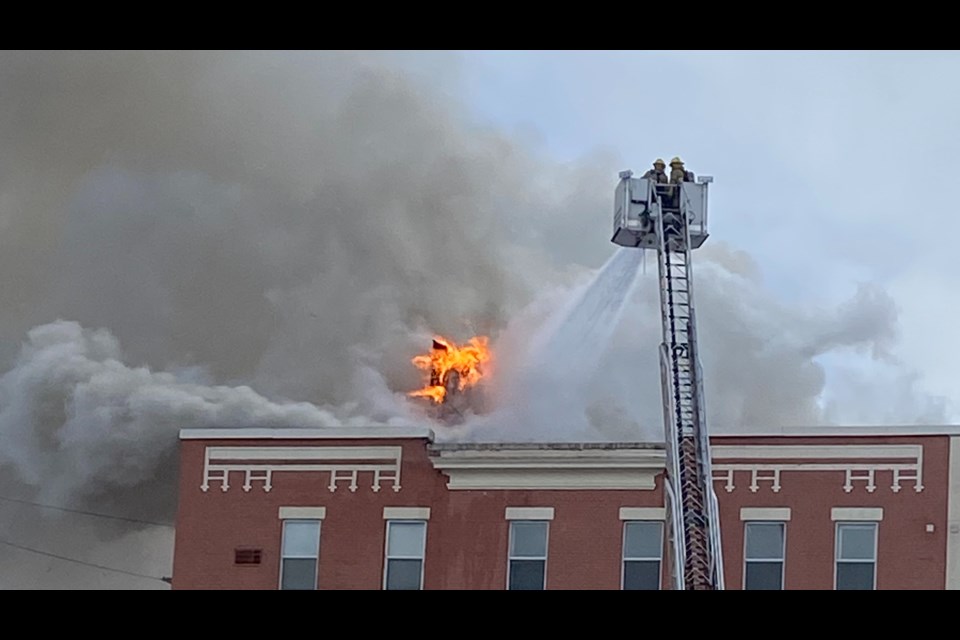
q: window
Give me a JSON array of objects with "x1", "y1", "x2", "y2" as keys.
[
  {"x1": 743, "y1": 522, "x2": 785, "y2": 590},
  {"x1": 508, "y1": 521, "x2": 549, "y2": 590},
  {"x1": 384, "y1": 520, "x2": 427, "y2": 590},
  {"x1": 835, "y1": 522, "x2": 877, "y2": 590},
  {"x1": 622, "y1": 521, "x2": 662, "y2": 590},
  {"x1": 280, "y1": 519, "x2": 321, "y2": 590}
]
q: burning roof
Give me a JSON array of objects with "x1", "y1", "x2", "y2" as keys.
[{"x1": 408, "y1": 335, "x2": 491, "y2": 421}]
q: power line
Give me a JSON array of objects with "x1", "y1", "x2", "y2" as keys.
[
  {"x1": 0, "y1": 537, "x2": 170, "y2": 584},
  {"x1": 0, "y1": 495, "x2": 174, "y2": 529}
]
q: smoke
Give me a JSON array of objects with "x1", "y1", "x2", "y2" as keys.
[
  {"x1": 456, "y1": 248, "x2": 644, "y2": 441},
  {"x1": 0, "y1": 51, "x2": 612, "y2": 495},
  {"x1": 0, "y1": 51, "x2": 620, "y2": 585},
  {"x1": 576, "y1": 241, "x2": 946, "y2": 438},
  {"x1": 0, "y1": 489, "x2": 174, "y2": 589},
  {"x1": 0, "y1": 51, "x2": 615, "y2": 395},
  {"x1": 0, "y1": 51, "x2": 948, "y2": 587},
  {"x1": 0, "y1": 320, "x2": 414, "y2": 506},
  {"x1": 454, "y1": 241, "x2": 947, "y2": 442}
]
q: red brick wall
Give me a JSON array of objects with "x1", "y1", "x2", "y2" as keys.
[
  {"x1": 172, "y1": 437, "x2": 665, "y2": 590},
  {"x1": 422, "y1": 487, "x2": 666, "y2": 590},
  {"x1": 172, "y1": 434, "x2": 951, "y2": 590},
  {"x1": 712, "y1": 435, "x2": 950, "y2": 590}
]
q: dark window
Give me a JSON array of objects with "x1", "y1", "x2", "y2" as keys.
[
  {"x1": 835, "y1": 522, "x2": 877, "y2": 590},
  {"x1": 622, "y1": 521, "x2": 662, "y2": 590},
  {"x1": 280, "y1": 520, "x2": 320, "y2": 590},
  {"x1": 280, "y1": 558, "x2": 318, "y2": 590},
  {"x1": 744, "y1": 522, "x2": 785, "y2": 590},
  {"x1": 384, "y1": 521, "x2": 426, "y2": 590},
  {"x1": 508, "y1": 521, "x2": 548, "y2": 590}
]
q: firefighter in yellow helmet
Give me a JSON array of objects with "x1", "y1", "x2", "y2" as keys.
[
  {"x1": 642, "y1": 158, "x2": 668, "y2": 184},
  {"x1": 669, "y1": 156, "x2": 695, "y2": 184}
]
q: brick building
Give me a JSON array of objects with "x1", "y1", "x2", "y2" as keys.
[{"x1": 171, "y1": 425, "x2": 960, "y2": 590}]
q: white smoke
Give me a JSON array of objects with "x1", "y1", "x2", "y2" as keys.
[
  {"x1": 450, "y1": 240, "x2": 949, "y2": 443},
  {"x1": 452, "y1": 249, "x2": 644, "y2": 442},
  {"x1": 0, "y1": 320, "x2": 417, "y2": 506}
]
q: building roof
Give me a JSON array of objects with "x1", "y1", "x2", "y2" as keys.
[
  {"x1": 716, "y1": 424, "x2": 960, "y2": 437},
  {"x1": 178, "y1": 424, "x2": 960, "y2": 442},
  {"x1": 428, "y1": 441, "x2": 664, "y2": 451},
  {"x1": 179, "y1": 426, "x2": 436, "y2": 440}
]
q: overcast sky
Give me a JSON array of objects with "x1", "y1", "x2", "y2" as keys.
[{"x1": 396, "y1": 50, "x2": 960, "y2": 415}]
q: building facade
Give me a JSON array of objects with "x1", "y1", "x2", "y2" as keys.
[{"x1": 171, "y1": 426, "x2": 960, "y2": 590}]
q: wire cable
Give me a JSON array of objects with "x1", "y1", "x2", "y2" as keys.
[
  {"x1": 0, "y1": 537, "x2": 170, "y2": 583},
  {"x1": 0, "y1": 495, "x2": 174, "y2": 528}
]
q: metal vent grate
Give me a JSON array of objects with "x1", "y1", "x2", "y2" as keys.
[{"x1": 234, "y1": 548, "x2": 262, "y2": 565}]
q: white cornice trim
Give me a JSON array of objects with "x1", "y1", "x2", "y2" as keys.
[
  {"x1": 180, "y1": 427, "x2": 435, "y2": 441},
  {"x1": 713, "y1": 425, "x2": 960, "y2": 437},
  {"x1": 430, "y1": 447, "x2": 665, "y2": 491},
  {"x1": 200, "y1": 445, "x2": 404, "y2": 493},
  {"x1": 713, "y1": 444, "x2": 921, "y2": 459},
  {"x1": 712, "y1": 444, "x2": 924, "y2": 495},
  {"x1": 383, "y1": 507, "x2": 431, "y2": 520},
  {"x1": 180, "y1": 424, "x2": 960, "y2": 442}
]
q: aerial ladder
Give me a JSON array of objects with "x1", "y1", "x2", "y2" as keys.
[{"x1": 612, "y1": 168, "x2": 724, "y2": 590}]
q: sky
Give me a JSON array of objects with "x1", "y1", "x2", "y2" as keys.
[
  {"x1": 2, "y1": 50, "x2": 960, "y2": 588},
  {"x1": 440, "y1": 50, "x2": 960, "y2": 407}
]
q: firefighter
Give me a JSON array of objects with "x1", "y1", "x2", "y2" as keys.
[
  {"x1": 661, "y1": 157, "x2": 679, "y2": 209},
  {"x1": 642, "y1": 158, "x2": 668, "y2": 184},
  {"x1": 669, "y1": 156, "x2": 695, "y2": 184}
]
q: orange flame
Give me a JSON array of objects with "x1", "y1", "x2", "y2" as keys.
[{"x1": 409, "y1": 335, "x2": 491, "y2": 404}]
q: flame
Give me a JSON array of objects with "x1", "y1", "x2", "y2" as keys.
[{"x1": 409, "y1": 335, "x2": 491, "y2": 404}]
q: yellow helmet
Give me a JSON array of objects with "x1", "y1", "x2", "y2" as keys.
[
  {"x1": 670, "y1": 156, "x2": 684, "y2": 166},
  {"x1": 653, "y1": 158, "x2": 665, "y2": 167}
]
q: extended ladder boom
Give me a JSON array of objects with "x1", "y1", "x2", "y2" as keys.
[
  {"x1": 655, "y1": 197, "x2": 723, "y2": 590},
  {"x1": 612, "y1": 171, "x2": 723, "y2": 590}
]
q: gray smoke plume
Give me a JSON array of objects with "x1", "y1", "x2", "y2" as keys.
[
  {"x1": 0, "y1": 51, "x2": 617, "y2": 586},
  {"x1": 0, "y1": 51, "x2": 947, "y2": 587},
  {"x1": 0, "y1": 320, "x2": 412, "y2": 505}
]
